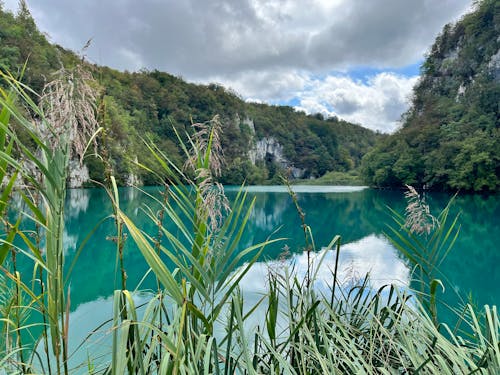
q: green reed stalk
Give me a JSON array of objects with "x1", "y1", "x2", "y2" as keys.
[
  {"x1": 0, "y1": 75, "x2": 29, "y2": 373},
  {"x1": 284, "y1": 178, "x2": 314, "y2": 290},
  {"x1": 98, "y1": 98, "x2": 128, "y2": 293},
  {"x1": 44, "y1": 142, "x2": 70, "y2": 375},
  {"x1": 31, "y1": 182, "x2": 53, "y2": 375},
  {"x1": 98, "y1": 96, "x2": 141, "y2": 373},
  {"x1": 151, "y1": 183, "x2": 169, "y2": 364},
  {"x1": 385, "y1": 186, "x2": 461, "y2": 326}
]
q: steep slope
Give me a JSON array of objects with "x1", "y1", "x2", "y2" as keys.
[
  {"x1": 362, "y1": 0, "x2": 499, "y2": 192},
  {"x1": 0, "y1": 4, "x2": 379, "y2": 186}
]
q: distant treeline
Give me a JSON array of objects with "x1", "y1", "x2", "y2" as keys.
[{"x1": 2, "y1": 1, "x2": 497, "y2": 191}]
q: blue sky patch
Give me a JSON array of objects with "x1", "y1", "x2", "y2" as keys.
[{"x1": 346, "y1": 62, "x2": 422, "y2": 83}]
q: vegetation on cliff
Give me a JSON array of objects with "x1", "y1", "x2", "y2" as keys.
[{"x1": 362, "y1": 0, "x2": 499, "y2": 192}]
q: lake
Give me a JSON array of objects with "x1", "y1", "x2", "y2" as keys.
[
  {"x1": 51, "y1": 186, "x2": 499, "y2": 307},
  {"x1": 13, "y1": 185, "x2": 500, "y2": 365}
]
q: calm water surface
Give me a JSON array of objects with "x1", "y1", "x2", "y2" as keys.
[
  {"x1": 14, "y1": 186, "x2": 500, "y2": 365},
  {"x1": 39, "y1": 186, "x2": 500, "y2": 307}
]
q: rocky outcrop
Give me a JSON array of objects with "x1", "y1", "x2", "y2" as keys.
[
  {"x1": 248, "y1": 136, "x2": 305, "y2": 179},
  {"x1": 289, "y1": 167, "x2": 306, "y2": 179},
  {"x1": 249, "y1": 137, "x2": 286, "y2": 166},
  {"x1": 241, "y1": 117, "x2": 255, "y2": 133},
  {"x1": 126, "y1": 173, "x2": 142, "y2": 187},
  {"x1": 67, "y1": 158, "x2": 142, "y2": 188},
  {"x1": 67, "y1": 159, "x2": 90, "y2": 188},
  {"x1": 488, "y1": 48, "x2": 500, "y2": 81}
]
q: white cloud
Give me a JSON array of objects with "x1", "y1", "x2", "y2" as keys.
[
  {"x1": 296, "y1": 72, "x2": 419, "y2": 132},
  {"x1": 204, "y1": 69, "x2": 311, "y2": 103},
  {"x1": 3, "y1": 0, "x2": 471, "y2": 131},
  {"x1": 8, "y1": 0, "x2": 471, "y2": 77},
  {"x1": 239, "y1": 234, "x2": 409, "y2": 293},
  {"x1": 205, "y1": 70, "x2": 419, "y2": 132}
]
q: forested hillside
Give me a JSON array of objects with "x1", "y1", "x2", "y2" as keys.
[
  {"x1": 0, "y1": 3, "x2": 379, "y2": 186},
  {"x1": 362, "y1": 0, "x2": 499, "y2": 192}
]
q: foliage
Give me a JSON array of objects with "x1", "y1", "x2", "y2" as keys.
[
  {"x1": 385, "y1": 186, "x2": 461, "y2": 325},
  {"x1": 361, "y1": 0, "x2": 500, "y2": 192},
  {"x1": 0, "y1": 64, "x2": 100, "y2": 375},
  {"x1": 295, "y1": 170, "x2": 364, "y2": 186}
]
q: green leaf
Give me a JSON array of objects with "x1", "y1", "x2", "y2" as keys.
[
  {"x1": 118, "y1": 210, "x2": 184, "y2": 305},
  {"x1": 0, "y1": 218, "x2": 20, "y2": 266}
]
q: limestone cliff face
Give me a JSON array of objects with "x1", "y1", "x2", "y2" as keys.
[
  {"x1": 124, "y1": 157, "x2": 142, "y2": 187},
  {"x1": 241, "y1": 116, "x2": 255, "y2": 133},
  {"x1": 66, "y1": 156, "x2": 143, "y2": 188},
  {"x1": 240, "y1": 113, "x2": 300, "y2": 175},
  {"x1": 126, "y1": 173, "x2": 142, "y2": 187},
  {"x1": 248, "y1": 136, "x2": 305, "y2": 179},
  {"x1": 67, "y1": 160, "x2": 90, "y2": 188},
  {"x1": 249, "y1": 137, "x2": 286, "y2": 166},
  {"x1": 414, "y1": 2, "x2": 499, "y2": 113},
  {"x1": 489, "y1": 46, "x2": 500, "y2": 82}
]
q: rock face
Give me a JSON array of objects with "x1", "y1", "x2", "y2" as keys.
[
  {"x1": 489, "y1": 48, "x2": 500, "y2": 81},
  {"x1": 249, "y1": 137, "x2": 286, "y2": 166},
  {"x1": 67, "y1": 159, "x2": 90, "y2": 188},
  {"x1": 248, "y1": 136, "x2": 305, "y2": 179},
  {"x1": 241, "y1": 117, "x2": 255, "y2": 133},
  {"x1": 126, "y1": 173, "x2": 142, "y2": 187},
  {"x1": 242, "y1": 116, "x2": 286, "y2": 167},
  {"x1": 125, "y1": 156, "x2": 142, "y2": 187}
]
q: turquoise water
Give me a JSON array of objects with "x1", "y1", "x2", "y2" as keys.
[
  {"x1": 10, "y1": 186, "x2": 499, "y2": 367},
  {"x1": 16, "y1": 186, "x2": 498, "y2": 309}
]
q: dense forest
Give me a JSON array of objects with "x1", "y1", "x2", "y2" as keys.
[
  {"x1": 0, "y1": 2, "x2": 378, "y2": 186},
  {"x1": 362, "y1": 0, "x2": 500, "y2": 192}
]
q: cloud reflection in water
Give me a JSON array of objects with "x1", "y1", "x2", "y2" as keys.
[{"x1": 239, "y1": 234, "x2": 409, "y2": 294}]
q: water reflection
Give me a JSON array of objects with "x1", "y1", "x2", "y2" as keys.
[
  {"x1": 60, "y1": 233, "x2": 407, "y2": 370},
  {"x1": 239, "y1": 234, "x2": 409, "y2": 295},
  {"x1": 249, "y1": 192, "x2": 289, "y2": 232},
  {"x1": 14, "y1": 187, "x2": 500, "y2": 315},
  {"x1": 67, "y1": 188, "x2": 90, "y2": 217},
  {"x1": 36, "y1": 293, "x2": 152, "y2": 373}
]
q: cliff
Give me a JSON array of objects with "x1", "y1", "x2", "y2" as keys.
[{"x1": 362, "y1": 0, "x2": 499, "y2": 192}]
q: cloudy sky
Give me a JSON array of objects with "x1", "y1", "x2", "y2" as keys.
[{"x1": 4, "y1": 0, "x2": 472, "y2": 132}]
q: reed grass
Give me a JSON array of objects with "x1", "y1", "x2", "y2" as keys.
[{"x1": 0, "y1": 70, "x2": 498, "y2": 374}]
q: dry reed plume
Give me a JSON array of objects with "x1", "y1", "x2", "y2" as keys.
[
  {"x1": 185, "y1": 115, "x2": 229, "y2": 231},
  {"x1": 39, "y1": 66, "x2": 99, "y2": 163},
  {"x1": 404, "y1": 184, "x2": 439, "y2": 235}
]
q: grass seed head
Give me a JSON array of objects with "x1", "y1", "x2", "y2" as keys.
[
  {"x1": 39, "y1": 66, "x2": 99, "y2": 163},
  {"x1": 403, "y1": 184, "x2": 439, "y2": 235}
]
